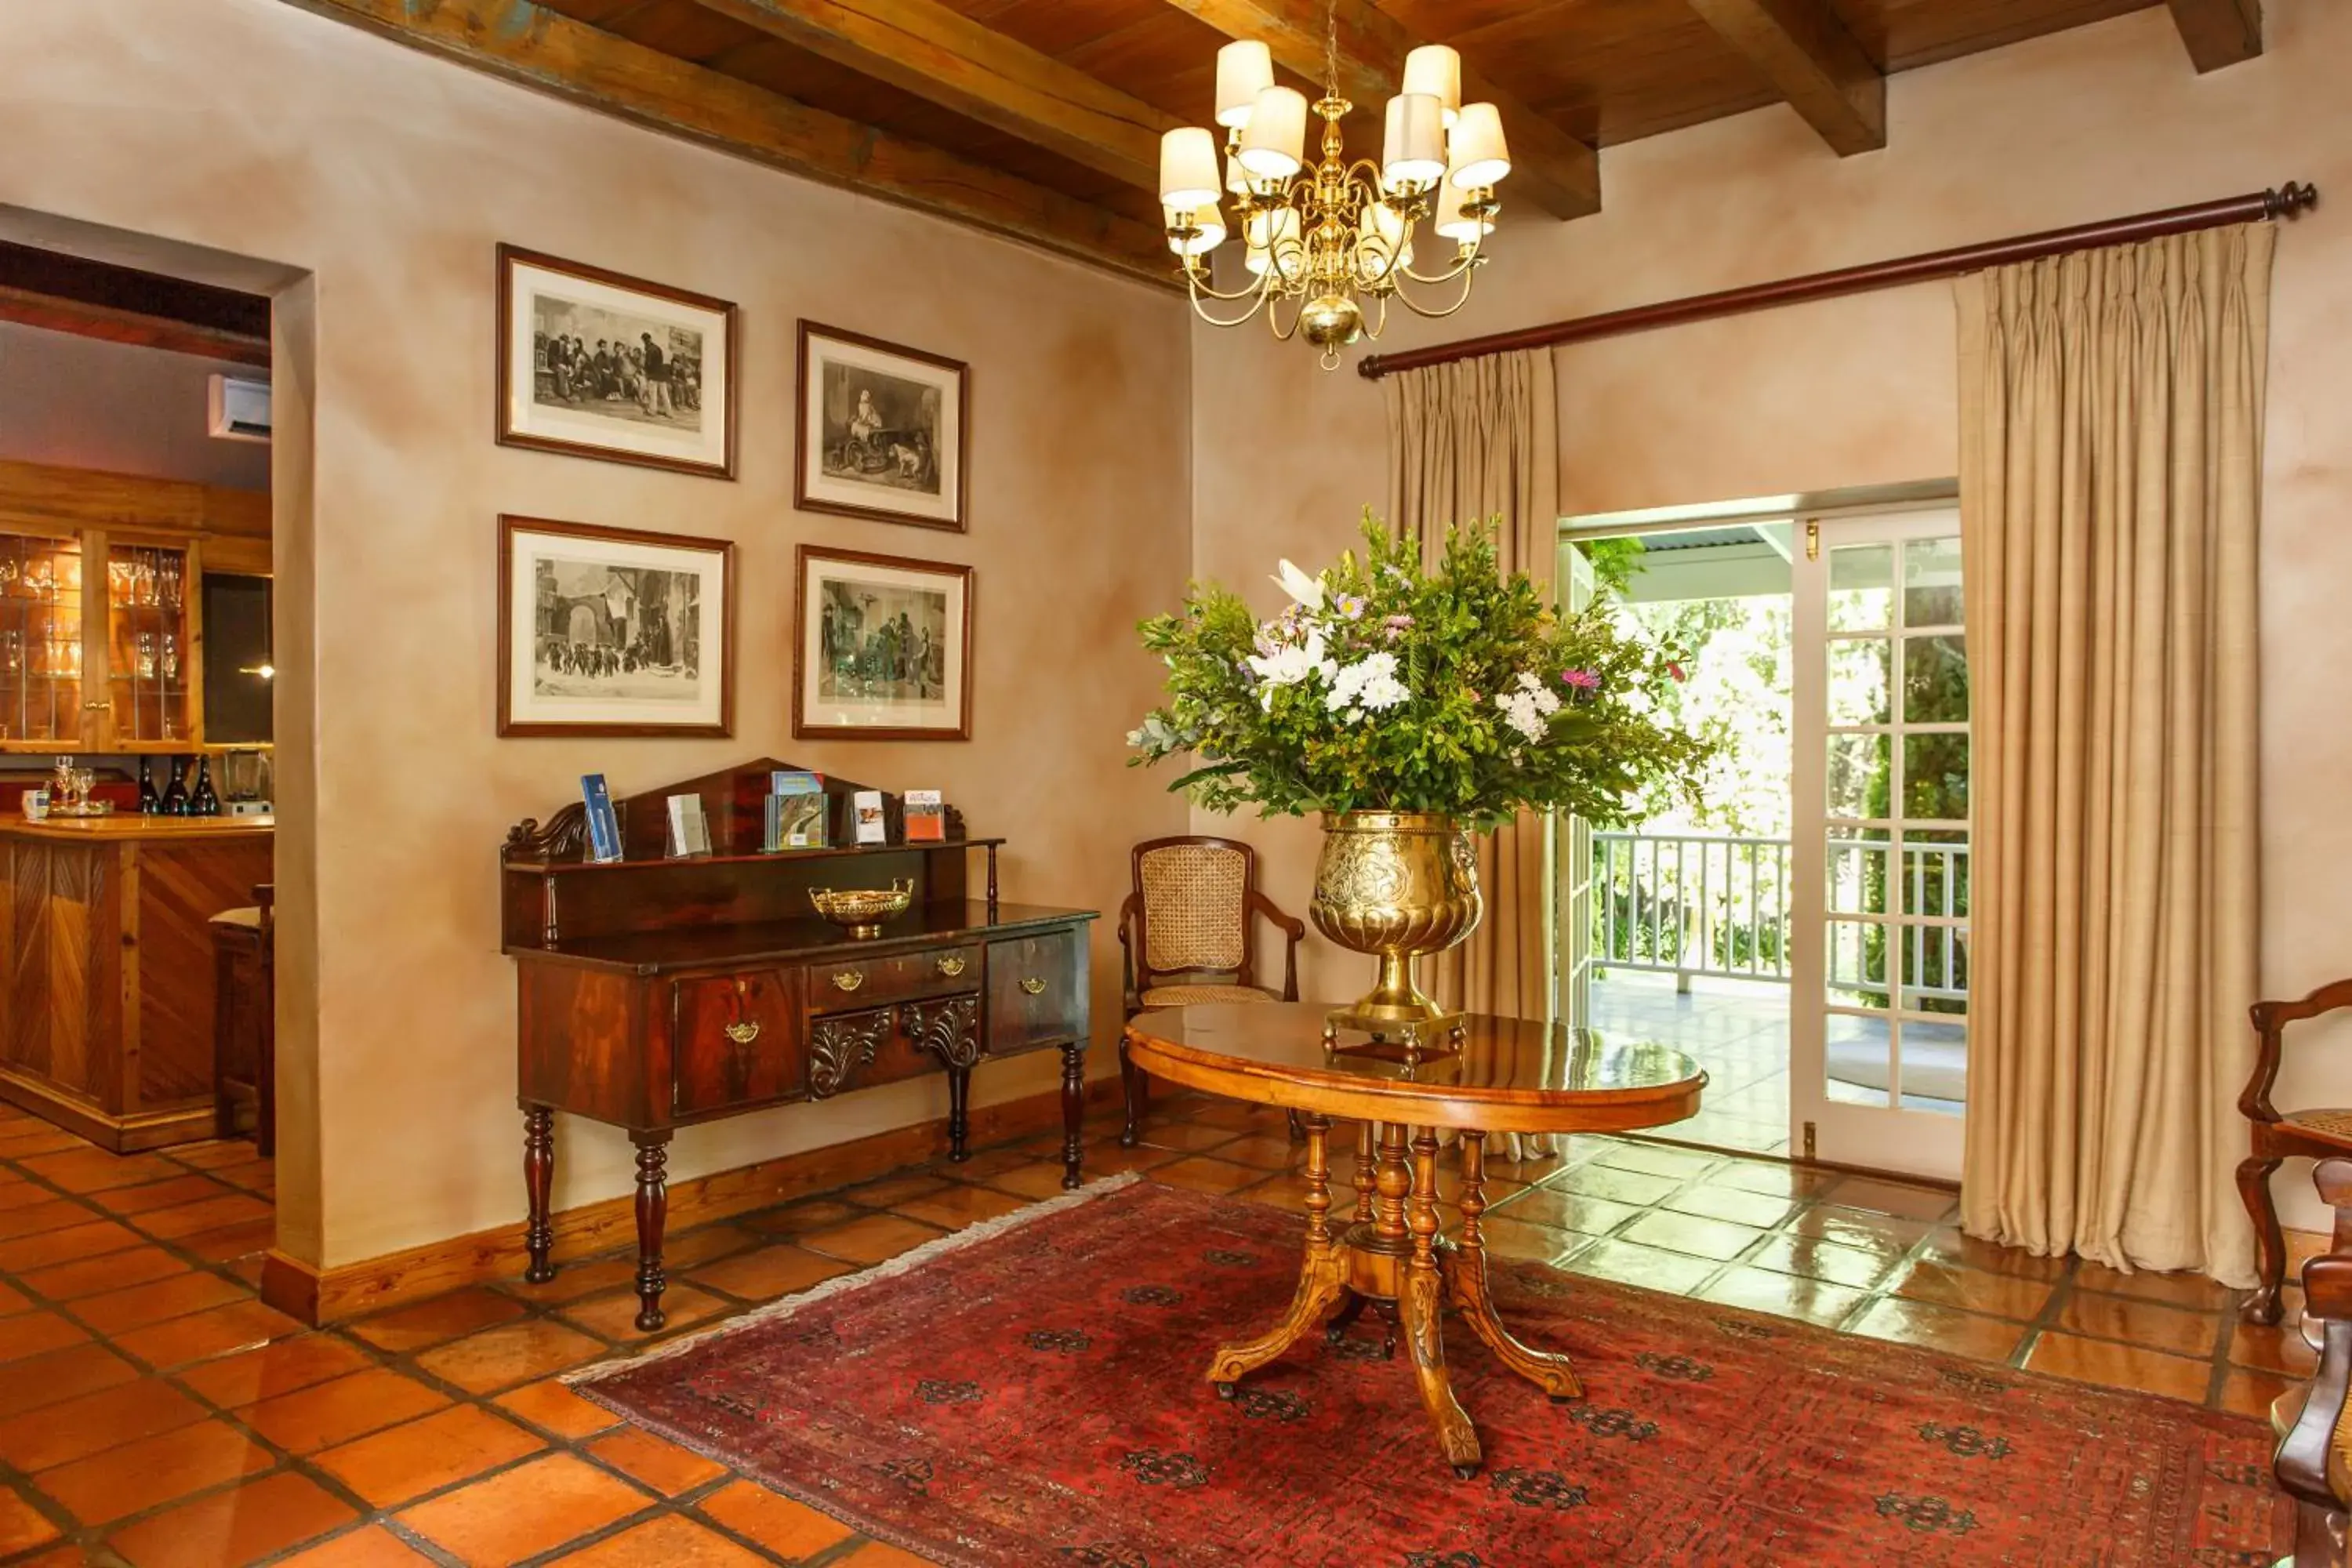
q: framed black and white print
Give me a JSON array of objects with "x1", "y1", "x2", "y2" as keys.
[
  {"x1": 497, "y1": 245, "x2": 739, "y2": 479},
  {"x1": 793, "y1": 545, "x2": 972, "y2": 740},
  {"x1": 795, "y1": 322, "x2": 968, "y2": 532},
  {"x1": 498, "y1": 515, "x2": 735, "y2": 738}
]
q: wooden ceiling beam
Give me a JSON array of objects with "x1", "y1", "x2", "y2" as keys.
[
  {"x1": 2165, "y1": 0, "x2": 2262, "y2": 72},
  {"x1": 277, "y1": 0, "x2": 1176, "y2": 288},
  {"x1": 679, "y1": 0, "x2": 1180, "y2": 192},
  {"x1": 1685, "y1": 0, "x2": 1884, "y2": 155},
  {"x1": 1153, "y1": 0, "x2": 1599, "y2": 220},
  {"x1": 0, "y1": 285, "x2": 270, "y2": 368}
]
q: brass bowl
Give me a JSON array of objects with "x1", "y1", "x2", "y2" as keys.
[{"x1": 809, "y1": 880, "x2": 915, "y2": 939}]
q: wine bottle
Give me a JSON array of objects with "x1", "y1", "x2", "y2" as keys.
[
  {"x1": 190, "y1": 757, "x2": 220, "y2": 817},
  {"x1": 136, "y1": 757, "x2": 160, "y2": 815},
  {"x1": 158, "y1": 757, "x2": 189, "y2": 816}
]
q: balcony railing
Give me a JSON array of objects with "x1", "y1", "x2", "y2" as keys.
[{"x1": 1592, "y1": 830, "x2": 1970, "y2": 1004}]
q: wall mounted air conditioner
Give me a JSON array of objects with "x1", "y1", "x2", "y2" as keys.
[{"x1": 207, "y1": 374, "x2": 271, "y2": 443}]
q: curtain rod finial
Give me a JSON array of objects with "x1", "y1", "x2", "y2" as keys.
[
  {"x1": 1358, "y1": 354, "x2": 1387, "y2": 380},
  {"x1": 2270, "y1": 182, "x2": 2318, "y2": 218}
]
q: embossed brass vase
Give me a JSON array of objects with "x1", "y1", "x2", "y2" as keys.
[{"x1": 1310, "y1": 811, "x2": 1482, "y2": 1036}]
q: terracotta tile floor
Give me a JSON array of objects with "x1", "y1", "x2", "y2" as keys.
[{"x1": 0, "y1": 1093, "x2": 2320, "y2": 1566}]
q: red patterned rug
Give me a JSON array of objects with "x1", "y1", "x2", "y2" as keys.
[{"x1": 574, "y1": 1177, "x2": 2287, "y2": 1567}]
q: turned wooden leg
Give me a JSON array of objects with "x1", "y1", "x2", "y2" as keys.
[
  {"x1": 1210, "y1": 1113, "x2": 1341, "y2": 1389},
  {"x1": 1324, "y1": 1290, "x2": 1370, "y2": 1343},
  {"x1": 631, "y1": 1132, "x2": 670, "y2": 1332},
  {"x1": 1446, "y1": 1130, "x2": 1581, "y2": 1402},
  {"x1": 1403, "y1": 1127, "x2": 1482, "y2": 1478},
  {"x1": 1118, "y1": 1034, "x2": 1148, "y2": 1148},
  {"x1": 1353, "y1": 1121, "x2": 1378, "y2": 1225},
  {"x1": 946, "y1": 1063, "x2": 972, "y2": 1163},
  {"x1": 1060, "y1": 1040, "x2": 1086, "y2": 1190},
  {"x1": 521, "y1": 1105, "x2": 556, "y2": 1284},
  {"x1": 2240, "y1": 1152, "x2": 2287, "y2": 1325}
]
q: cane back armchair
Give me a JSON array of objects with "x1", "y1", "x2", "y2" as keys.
[
  {"x1": 1116, "y1": 835, "x2": 1304, "y2": 1146},
  {"x1": 2241, "y1": 978, "x2": 2352, "y2": 1324}
]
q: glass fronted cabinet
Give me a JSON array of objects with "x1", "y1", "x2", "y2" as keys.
[
  {"x1": 0, "y1": 531, "x2": 88, "y2": 747},
  {"x1": 0, "y1": 527, "x2": 209, "y2": 753},
  {"x1": 103, "y1": 541, "x2": 197, "y2": 746}
]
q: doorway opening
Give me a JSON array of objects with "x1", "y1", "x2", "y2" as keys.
[{"x1": 1558, "y1": 493, "x2": 1971, "y2": 1180}]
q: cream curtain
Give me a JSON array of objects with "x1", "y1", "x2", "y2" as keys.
[
  {"x1": 1955, "y1": 223, "x2": 2271, "y2": 1282},
  {"x1": 1381, "y1": 350, "x2": 1560, "y2": 1027}
]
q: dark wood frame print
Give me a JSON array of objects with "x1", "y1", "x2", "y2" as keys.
[
  {"x1": 498, "y1": 514, "x2": 736, "y2": 739},
  {"x1": 496, "y1": 245, "x2": 740, "y2": 479},
  {"x1": 793, "y1": 543, "x2": 974, "y2": 741},
  {"x1": 795, "y1": 321, "x2": 969, "y2": 532}
]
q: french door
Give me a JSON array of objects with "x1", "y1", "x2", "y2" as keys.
[{"x1": 1789, "y1": 509, "x2": 1969, "y2": 1178}]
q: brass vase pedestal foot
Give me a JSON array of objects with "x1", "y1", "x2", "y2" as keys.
[{"x1": 1205, "y1": 1116, "x2": 1582, "y2": 1479}]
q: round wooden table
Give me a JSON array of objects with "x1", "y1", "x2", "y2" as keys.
[{"x1": 1121, "y1": 1003, "x2": 1707, "y2": 1478}]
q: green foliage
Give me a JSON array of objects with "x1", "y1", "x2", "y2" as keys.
[
  {"x1": 1129, "y1": 511, "x2": 1713, "y2": 833},
  {"x1": 1577, "y1": 537, "x2": 1648, "y2": 599}
]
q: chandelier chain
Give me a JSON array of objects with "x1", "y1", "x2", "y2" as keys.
[{"x1": 1323, "y1": 0, "x2": 1341, "y2": 100}]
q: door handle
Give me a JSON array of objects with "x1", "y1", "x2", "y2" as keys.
[
  {"x1": 833, "y1": 971, "x2": 866, "y2": 993},
  {"x1": 724, "y1": 1020, "x2": 760, "y2": 1045},
  {"x1": 1019, "y1": 977, "x2": 1047, "y2": 996}
]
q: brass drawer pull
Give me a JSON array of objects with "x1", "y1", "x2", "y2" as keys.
[
  {"x1": 833, "y1": 971, "x2": 866, "y2": 993},
  {"x1": 937, "y1": 955, "x2": 967, "y2": 978},
  {"x1": 724, "y1": 1021, "x2": 760, "y2": 1045},
  {"x1": 1019, "y1": 977, "x2": 1047, "y2": 996}
]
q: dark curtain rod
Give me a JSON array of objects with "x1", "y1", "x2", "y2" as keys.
[{"x1": 1356, "y1": 181, "x2": 2318, "y2": 381}]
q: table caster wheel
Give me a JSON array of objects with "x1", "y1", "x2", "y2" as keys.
[
  {"x1": 1214, "y1": 1381, "x2": 1236, "y2": 1400},
  {"x1": 1452, "y1": 1464, "x2": 1480, "y2": 1481}
]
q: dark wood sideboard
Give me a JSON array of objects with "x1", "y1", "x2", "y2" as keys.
[{"x1": 500, "y1": 760, "x2": 1096, "y2": 1331}]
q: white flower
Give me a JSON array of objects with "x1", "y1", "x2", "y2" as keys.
[
  {"x1": 1323, "y1": 652, "x2": 1409, "y2": 715},
  {"x1": 1271, "y1": 558, "x2": 1326, "y2": 612},
  {"x1": 1495, "y1": 688, "x2": 1548, "y2": 742},
  {"x1": 1247, "y1": 626, "x2": 1330, "y2": 709},
  {"x1": 1512, "y1": 670, "x2": 1562, "y2": 716}
]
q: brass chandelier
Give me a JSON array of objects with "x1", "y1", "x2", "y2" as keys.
[{"x1": 1156, "y1": 0, "x2": 1512, "y2": 369}]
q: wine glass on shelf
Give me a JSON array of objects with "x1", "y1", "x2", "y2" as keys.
[{"x1": 136, "y1": 632, "x2": 157, "y2": 680}]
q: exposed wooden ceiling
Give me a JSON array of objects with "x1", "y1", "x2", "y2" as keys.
[{"x1": 282, "y1": 0, "x2": 2261, "y2": 288}]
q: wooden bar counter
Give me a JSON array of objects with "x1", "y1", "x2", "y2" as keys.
[{"x1": 0, "y1": 812, "x2": 273, "y2": 1150}]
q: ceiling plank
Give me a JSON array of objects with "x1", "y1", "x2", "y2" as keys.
[
  {"x1": 277, "y1": 0, "x2": 1176, "y2": 288},
  {"x1": 1684, "y1": 0, "x2": 1884, "y2": 155},
  {"x1": 1152, "y1": 0, "x2": 1600, "y2": 220},
  {"x1": 678, "y1": 0, "x2": 1180, "y2": 191},
  {"x1": 2165, "y1": 0, "x2": 2261, "y2": 72}
]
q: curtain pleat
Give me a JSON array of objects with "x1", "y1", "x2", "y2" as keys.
[
  {"x1": 1955, "y1": 223, "x2": 2270, "y2": 1283},
  {"x1": 1380, "y1": 350, "x2": 1560, "y2": 1026}
]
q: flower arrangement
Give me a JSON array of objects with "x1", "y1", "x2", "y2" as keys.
[{"x1": 1129, "y1": 514, "x2": 1711, "y2": 833}]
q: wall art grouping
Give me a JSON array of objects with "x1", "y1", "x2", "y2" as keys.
[{"x1": 492, "y1": 245, "x2": 974, "y2": 742}]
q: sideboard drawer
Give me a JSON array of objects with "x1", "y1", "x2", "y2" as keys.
[
  {"x1": 805, "y1": 943, "x2": 982, "y2": 1017},
  {"x1": 672, "y1": 969, "x2": 805, "y2": 1116},
  {"x1": 987, "y1": 927, "x2": 1086, "y2": 1056}
]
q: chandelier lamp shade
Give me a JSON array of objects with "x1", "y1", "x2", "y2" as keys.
[{"x1": 1157, "y1": 2, "x2": 1509, "y2": 368}]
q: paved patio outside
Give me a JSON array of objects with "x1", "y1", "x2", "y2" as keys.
[{"x1": 1586, "y1": 972, "x2": 1966, "y2": 1159}]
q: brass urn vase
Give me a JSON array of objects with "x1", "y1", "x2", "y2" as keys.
[{"x1": 1310, "y1": 810, "x2": 1483, "y2": 1037}]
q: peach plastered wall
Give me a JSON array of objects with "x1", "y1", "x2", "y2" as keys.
[
  {"x1": 1186, "y1": 2, "x2": 2352, "y2": 1222},
  {"x1": 0, "y1": 0, "x2": 1192, "y2": 1266}
]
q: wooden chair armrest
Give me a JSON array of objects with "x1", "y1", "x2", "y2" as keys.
[
  {"x1": 1249, "y1": 887, "x2": 1307, "y2": 941},
  {"x1": 2244, "y1": 979, "x2": 2352, "y2": 1125},
  {"x1": 1250, "y1": 889, "x2": 1305, "y2": 1003}
]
